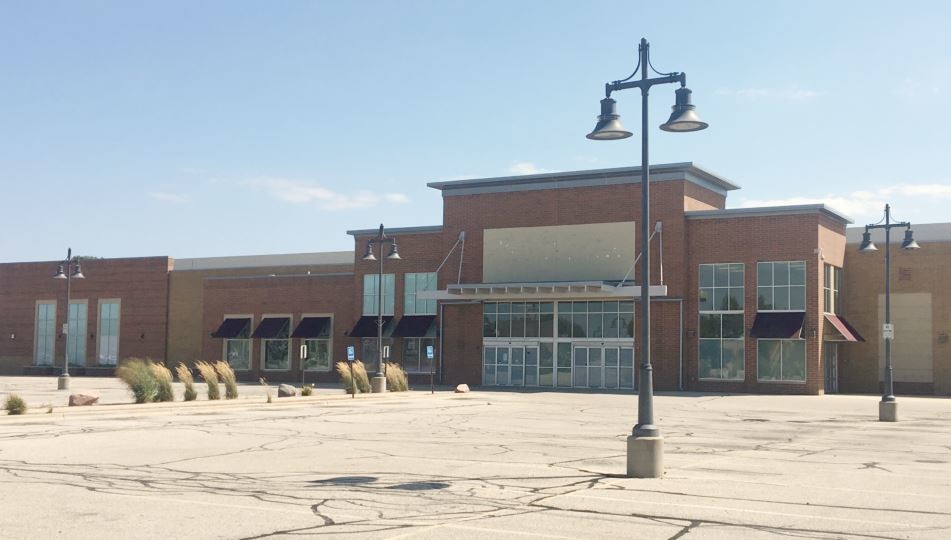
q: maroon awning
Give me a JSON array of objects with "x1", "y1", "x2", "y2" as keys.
[
  {"x1": 824, "y1": 314, "x2": 865, "y2": 342},
  {"x1": 749, "y1": 312, "x2": 805, "y2": 339}
]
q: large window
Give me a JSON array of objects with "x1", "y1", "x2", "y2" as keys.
[
  {"x1": 223, "y1": 318, "x2": 251, "y2": 370},
  {"x1": 302, "y1": 319, "x2": 332, "y2": 372},
  {"x1": 402, "y1": 337, "x2": 435, "y2": 373},
  {"x1": 483, "y1": 302, "x2": 555, "y2": 338},
  {"x1": 363, "y1": 274, "x2": 395, "y2": 316},
  {"x1": 34, "y1": 301, "x2": 56, "y2": 366},
  {"x1": 757, "y1": 261, "x2": 806, "y2": 311},
  {"x1": 262, "y1": 318, "x2": 290, "y2": 370},
  {"x1": 556, "y1": 301, "x2": 634, "y2": 339},
  {"x1": 824, "y1": 264, "x2": 841, "y2": 314},
  {"x1": 404, "y1": 272, "x2": 437, "y2": 315},
  {"x1": 757, "y1": 339, "x2": 806, "y2": 382},
  {"x1": 699, "y1": 263, "x2": 744, "y2": 381},
  {"x1": 67, "y1": 300, "x2": 87, "y2": 366},
  {"x1": 98, "y1": 300, "x2": 120, "y2": 365}
]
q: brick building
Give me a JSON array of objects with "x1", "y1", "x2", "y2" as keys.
[{"x1": 1, "y1": 162, "x2": 947, "y2": 395}]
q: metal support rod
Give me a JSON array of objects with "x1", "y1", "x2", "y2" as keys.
[
  {"x1": 634, "y1": 38, "x2": 659, "y2": 438},
  {"x1": 883, "y1": 205, "x2": 894, "y2": 402}
]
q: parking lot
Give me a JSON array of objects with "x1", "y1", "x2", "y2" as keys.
[{"x1": 1, "y1": 383, "x2": 950, "y2": 539}]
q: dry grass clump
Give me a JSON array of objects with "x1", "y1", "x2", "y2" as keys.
[
  {"x1": 215, "y1": 361, "x2": 238, "y2": 399},
  {"x1": 259, "y1": 377, "x2": 272, "y2": 403},
  {"x1": 301, "y1": 385, "x2": 313, "y2": 396},
  {"x1": 195, "y1": 361, "x2": 220, "y2": 400},
  {"x1": 384, "y1": 362, "x2": 409, "y2": 392},
  {"x1": 149, "y1": 362, "x2": 175, "y2": 402},
  {"x1": 116, "y1": 358, "x2": 158, "y2": 403},
  {"x1": 175, "y1": 363, "x2": 197, "y2": 401},
  {"x1": 4, "y1": 394, "x2": 27, "y2": 415},
  {"x1": 335, "y1": 360, "x2": 371, "y2": 394}
]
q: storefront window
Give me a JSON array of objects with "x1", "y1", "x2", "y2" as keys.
[
  {"x1": 757, "y1": 339, "x2": 806, "y2": 382},
  {"x1": 757, "y1": 261, "x2": 806, "y2": 310},
  {"x1": 699, "y1": 263, "x2": 744, "y2": 381}
]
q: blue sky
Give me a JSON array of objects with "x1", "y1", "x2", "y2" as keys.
[{"x1": 2, "y1": 1, "x2": 949, "y2": 262}]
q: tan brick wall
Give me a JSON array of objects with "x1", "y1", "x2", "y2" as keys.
[
  {"x1": 0, "y1": 257, "x2": 171, "y2": 373},
  {"x1": 841, "y1": 239, "x2": 951, "y2": 395}
]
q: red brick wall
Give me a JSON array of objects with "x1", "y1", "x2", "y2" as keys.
[
  {"x1": 684, "y1": 214, "x2": 837, "y2": 394},
  {"x1": 200, "y1": 272, "x2": 355, "y2": 382},
  {"x1": 0, "y1": 257, "x2": 171, "y2": 373}
]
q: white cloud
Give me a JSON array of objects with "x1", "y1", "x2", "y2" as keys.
[
  {"x1": 716, "y1": 87, "x2": 821, "y2": 100},
  {"x1": 739, "y1": 183, "x2": 951, "y2": 223},
  {"x1": 245, "y1": 178, "x2": 410, "y2": 211},
  {"x1": 508, "y1": 162, "x2": 548, "y2": 175},
  {"x1": 147, "y1": 191, "x2": 191, "y2": 203}
]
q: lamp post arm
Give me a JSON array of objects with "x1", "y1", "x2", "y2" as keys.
[{"x1": 608, "y1": 73, "x2": 685, "y2": 95}]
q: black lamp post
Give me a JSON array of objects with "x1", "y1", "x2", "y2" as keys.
[
  {"x1": 53, "y1": 247, "x2": 85, "y2": 390},
  {"x1": 858, "y1": 204, "x2": 920, "y2": 422},
  {"x1": 362, "y1": 224, "x2": 401, "y2": 393},
  {"x1": 587, "y1": 38, "x2": 707, "y2": 477}
]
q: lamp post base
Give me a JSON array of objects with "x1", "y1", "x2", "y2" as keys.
[
  {"x1": 879, "y1": 400, "x2": 898, "y2": 422},
  {"x1": 626, "y1": 435, "x2": 663, "y2": 478},
  {"x1": 371, "y1": 375, "x2": 386, "y2": 394},
  {"x1": 57, "y1": 374, "x2": 70, "y2": 391}
]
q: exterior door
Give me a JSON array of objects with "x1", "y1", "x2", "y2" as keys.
[
  {"x1": 574, "y1": 345, "x2": 634, "y2": 389},
  {"x1": 483, "y1": 344, "x2": 538, "y2": 387},
  {"x1": 824, "y1": 342, "x2": 838, "y2": 393}
]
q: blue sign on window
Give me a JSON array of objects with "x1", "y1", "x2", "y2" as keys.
[
  {"x1": 347, "y1": 346, "x2": 355, "y2": 362},
  {"x1": 426, "y1": 345, "x2": 434, "y2": 359}
]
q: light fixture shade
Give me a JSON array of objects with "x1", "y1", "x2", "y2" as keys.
[
  {"x1": 386, "y1": 241, "x2": 401, "y2": 260},
  {"x1": 362, "y1": 242, "x2": 376, "y2": 261},
  {"x1": 71, "y1": 263, "x2": 85, "y2": 279},
  {"x1": 53, "y1": 264, "x2": 67, "y2": 279},
  {"x1": 901, "y1": 228, "x2": 921, "y2": 250},
  {"x1": 586, "y1": 98, "x2": 633, "y2": 140},
  {"x1": 858, "y1": 230, "x2": 878, "y2": 252},
  {"x1": 660, "y1": 87, "x2": 708, "y2": 132}
]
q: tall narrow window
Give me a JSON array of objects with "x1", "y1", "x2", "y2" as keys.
[
  {"x1": 823, "y1": 264, "x2": 842, "y2": 315},
  {"x1": 34, "y1": 301, "x2": 56, "y2": 366},
  {"x1": 67, "y1": 300, "x2": 87, "y2": 366},
  {"x1": 698, "y1": 263, "x2": 745, "y2": 380},
  {"x1": 404, "y1": 272, "x2": 437, "y2": 315},
  {"x1": 98, "y1": 300, "x2": 120, "y2": 365},
  {"x1": 363, "y1": 274, "x2": 395, "y2": 315}
]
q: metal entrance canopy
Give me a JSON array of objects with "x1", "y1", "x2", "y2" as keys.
[{"x1": 417, "y1": 281, "x2": 668, "y2": 301}]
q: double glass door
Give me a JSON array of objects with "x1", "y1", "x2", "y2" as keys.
[
  {"x1": 483, "y1": 344, "x2": 539, "y2": 387},
  {"x1": 573, "y1": 345, "x2": 635, "y2": 389}
]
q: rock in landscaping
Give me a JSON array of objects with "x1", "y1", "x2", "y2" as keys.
[
  {"x1": 278, "y1": 384, "x2": 296, "y2": 397},
  {"x1": 69, "y1": 393, "x2": 99, "y2": 406},
  {"x1": 454, "y1": 384, "x2": 470, "y2": 393}
]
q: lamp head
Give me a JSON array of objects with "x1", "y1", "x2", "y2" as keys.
[
  {"x1": 386, "y1": 241, "x2": 401, "y2": 260},
  {"x1": 901, "y1": 228, "x2": 921, "y2": 250},
  {"x1": 858, "y1": 230, "x2": 878, "y2": 253},
  {"x1": 660, "y1": 87, "x2": 708, "y2": 132},
  {"x1": 586, "y1": 98, "x2": 633, "y2": 140},
  {"x1": 71, "y1": 263, "x2": 85, "y2": 279},
  {"x1": 362, "y1": 242, "x2": 376, "y2": 261},
  {"x1": 53, "y1": 264, "x2": 67, "y2": 279}
]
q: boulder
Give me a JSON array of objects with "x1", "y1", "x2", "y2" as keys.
[
  {"x1": 454, "y1": 384, "x2": 470, "y2": 393},
  {"x1": 69, "y1": 393, "x2": 99, "y2": 406},
  {"x1": 278, "y1": 384, "x2": 296, "y2": 398}
]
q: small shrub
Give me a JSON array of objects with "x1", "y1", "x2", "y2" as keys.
[
  {"x1": 259, "y1": 377, "x2": 272, "y2": 403},
  {"x1": 175, "y1": 363, "x2": 197, "y2": 401},
  {"x1": 116, "y1": 358, "x2": 158, "y2": 404},
  {"x1": 150, "y1": 362, "x2": 175, "y2": 402},
  {"x1": 384, "y1": 362, "x2": 409, "y2": 392},
  {"x1": 215, "y1": 361, "x2": 239, "y2": 400},
  {"x1": 195, "y1": 361, "x2": 220, "y2": 400},
  {"x1": 4, "y1": 394, "x2": 27, "y2": 415},
  {"x1": 301, "y1": 385, "x2": 313, "y2": 397}
]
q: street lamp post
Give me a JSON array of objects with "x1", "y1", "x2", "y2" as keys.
[
  {"x1": 858, "y1": 204, "x2": 920, "y2": 422},
  {"x1": 53, "y1": 248, "x2": 85, "y2": 390},
  {"x1": 362, "y1": 224, "x2": 401, "y2": 393},
  {"x1": 587, "y1": 38, "x2": 707, "y2": 478}
]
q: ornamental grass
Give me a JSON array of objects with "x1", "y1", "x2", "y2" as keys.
[
  {"x1": 335, "y1": 360, "x2": 371, "y2": 394},
  {"x1": 384, "y1": 362, "x2": 409, "y2": 392},
  {"x1": 215, "y1": 361, "x2": 239, "y2": 399},
  {"x1": 175, "y1": 363, "x2": 198, "y2": 401},
  {"x1": 115, "y1": 358, "x2": 158, "y2": 404},
  {"x1": 149, "y1": 362, "x2": 175, "y2": 402},
  {"x1": 195, "y1": 360, "x2": 220, "y2": 400}
]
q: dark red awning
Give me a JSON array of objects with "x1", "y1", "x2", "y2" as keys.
[{"x1": 824, "y1": 314, "x2": 865, "y2": 342}]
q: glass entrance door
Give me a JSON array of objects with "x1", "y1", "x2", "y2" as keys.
[
  {"x1": 483, "y1": 344, "x2": 539, "y2": 387},
  {"x1": 573, "y1": 345, "x2": 634, "y2": 389}
]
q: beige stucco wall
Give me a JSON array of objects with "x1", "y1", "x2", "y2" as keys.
[
  {"x1": 483, "y1": 222, "x2": 635, "y2": 283},
  {"x1": 878, "y1": 293, "x2": 933, "y2": 383}
]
